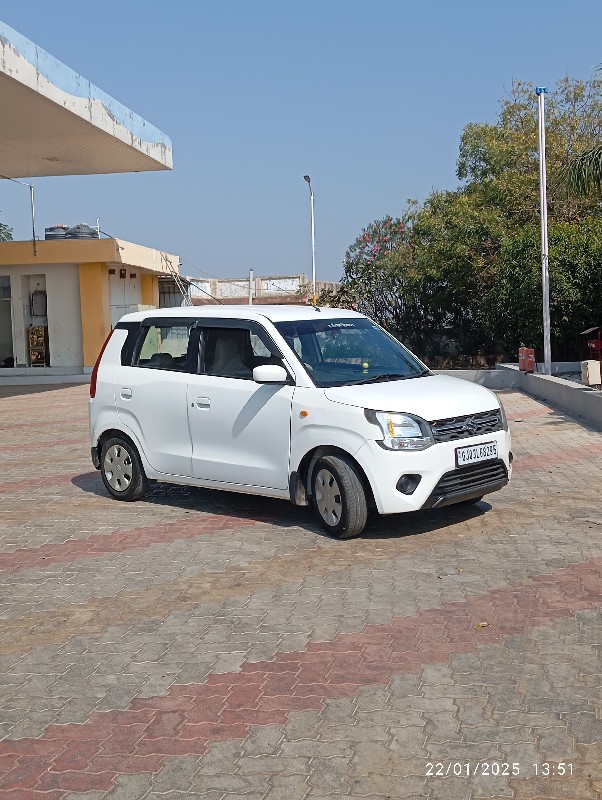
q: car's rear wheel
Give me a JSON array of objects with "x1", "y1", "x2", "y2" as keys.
[
  {"x1": 310, "y1": 454, "x2": 368, "y2": 539},
  {"x1": 100, "y1": 436, "x2": 148, "y2": 501}
]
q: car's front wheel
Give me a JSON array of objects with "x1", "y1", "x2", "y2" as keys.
[
  {"x1": 100, "y1": 436, "x2": 149, "y2": 501},
  {"x1": 310, "y1": 453, "x2": 368, "y2": 539}
]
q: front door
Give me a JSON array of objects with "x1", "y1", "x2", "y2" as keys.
[{"x1": 188, "y1": 323, "x2": 294, "y2": 490}]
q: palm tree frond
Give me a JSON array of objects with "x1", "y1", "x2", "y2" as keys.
[{"x1": 556, "y1": 144, "x2": 602, "y2": 196}]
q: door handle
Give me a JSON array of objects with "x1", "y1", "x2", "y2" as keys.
[
  {"x1": 196, "y1": 397, "x2": 210, "y2": 409},
  {"x1": 120, "y1": 388, "x2": 132, "y2": 399}
]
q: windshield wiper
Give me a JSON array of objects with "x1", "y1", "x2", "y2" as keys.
[{"x1": 346, "y1": 372, "x2": 412, "y2": 385}]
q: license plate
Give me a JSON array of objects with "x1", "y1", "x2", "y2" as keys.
[{"x1": 455, "y1": 441, "x2": 498, "y2": 467}]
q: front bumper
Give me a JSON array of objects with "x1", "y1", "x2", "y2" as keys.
[
  {"x1": 421, "y1": 459, "x2": 508, "y2": 509},
  {"x1": 354, "y1": 430, "x2": 512, "y2": 515}
]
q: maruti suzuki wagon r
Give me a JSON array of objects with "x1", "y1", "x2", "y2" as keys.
[{"x1": 89, "y1": 305, "x2": 512, "y2": 538}]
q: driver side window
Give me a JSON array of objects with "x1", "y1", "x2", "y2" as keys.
[
  {"x1": 199, "y1": 325, "x2": 284, "y2": 379},
  {"x1": 202, "y1": 328, "x2": 253, "y2": 379}
]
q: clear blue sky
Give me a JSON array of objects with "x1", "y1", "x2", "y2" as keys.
[{"x1": 1, "y1": 0, "x2": 601, "y2": 282}]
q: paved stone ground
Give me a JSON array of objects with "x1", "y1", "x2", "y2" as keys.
[{"x1": 0, "y1": 383, "x2": 600, "y2": 800}]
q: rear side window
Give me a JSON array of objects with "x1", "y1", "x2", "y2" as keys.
[{"x1": 133, "y1": 323, "x2": 193, "y2": 372}]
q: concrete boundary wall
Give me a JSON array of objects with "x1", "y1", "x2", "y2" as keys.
[{"x1": 436, "y1": 366, "x2": 602, "y2": 431}]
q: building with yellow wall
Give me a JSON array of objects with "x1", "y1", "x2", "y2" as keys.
[
  {"x1": 0, "y1": 238, "x2": 178, "y2": 380},
  {"x1": 0, "y1": 20, "x2": 175, "y2": 384}
]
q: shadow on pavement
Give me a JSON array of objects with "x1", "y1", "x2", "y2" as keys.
[
  {"x1": 0, "y1": 383, "x2": 87, "y2": 399},
  {"x1": 72, "y1": 471, "x2": 493, "y2": 541}
]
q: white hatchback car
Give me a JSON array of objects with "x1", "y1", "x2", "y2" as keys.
[{"x1": 89, "y1": 305, "x2": 512, "y2": 538}]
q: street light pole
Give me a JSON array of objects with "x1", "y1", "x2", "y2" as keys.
[
  {"x1": 536, "y1": 86, "x2": 552, "y2": 375},
  {"x1": 1, "y1": 175, "x2": 37, "y2": 256},
  {"x1": 303, "y1": 175, "x2": 316, "y2": 305}
]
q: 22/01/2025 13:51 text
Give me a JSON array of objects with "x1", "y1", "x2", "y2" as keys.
[{"x1": 425, "y1": 762, "x2": 574, "y2": 777}]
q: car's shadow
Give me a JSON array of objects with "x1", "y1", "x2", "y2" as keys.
[{"x1": 72, "y1": 471, "x2": 493, "y2": 542}]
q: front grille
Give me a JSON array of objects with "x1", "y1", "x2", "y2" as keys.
[
  {"x1": 430, "y1": 409, "x2": 503, "y2": 443},
  {"x1": 423, "y1": 459, "x2": 508, "y2": 509}
]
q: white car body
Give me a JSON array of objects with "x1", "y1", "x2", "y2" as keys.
[{"x1": 89, "y1": 305, "x2": 512, "y2": 536}]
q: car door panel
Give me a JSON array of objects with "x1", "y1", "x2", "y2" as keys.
[
  {"x1": 187, "y1": 375, "x2": 293, "y2": 489},
  {"x1": 187, "y1": 322, "x2": 293, "y2": 490},
  {"x1": 116, "y1": 367, "x2": 192, "y2": 476}
]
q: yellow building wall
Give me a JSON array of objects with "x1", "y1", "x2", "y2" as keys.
[
  {"x1": 79, "y1": 262, "x2": 111, "y2": 367},
  {"x1": 141, "y1": 274, "x2": 159, "y2": 307}
]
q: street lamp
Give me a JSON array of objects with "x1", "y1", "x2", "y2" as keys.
[
  {"x1": 303, "y1": 175, "x2": 316, "y2": 305},
  {"x1": 536, "y1": 86, "x2": 551, "y2": 375},
  {"x1": 1, "y1": 175, "x2": 37, "y2": 256}
]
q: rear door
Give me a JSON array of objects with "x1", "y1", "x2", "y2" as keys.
[
  {"x1": 187, "y1": 320, "x2": 294, "y2": 490},
  {"x1": 115, "y1": 317, "x2": 196, "y2": 476}
]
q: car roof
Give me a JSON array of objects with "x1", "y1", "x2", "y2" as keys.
[{"x1": 119, "y1": 304, "x2": 365, "y2": 324}]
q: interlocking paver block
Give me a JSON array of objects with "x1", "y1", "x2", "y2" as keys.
[{"x1": 0, "y1": 385, "x2": 601, "y2": 799}]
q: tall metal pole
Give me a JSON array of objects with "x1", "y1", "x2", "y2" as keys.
[
  {"x1": 248, "y1": 268, "x2": 253, "y2": 305},
  {"x1": 536, "y1": 87, "x2": 551, "y2": 375},
  {"x1": 29, "y1": 184, "x2": 37, "y2": 257},
  {"x1": 1, "y1": 175, "x2": 37, "y2": 256},
  {"x1": 303, "y1": 175, "x2": 316, "y2": 305}
]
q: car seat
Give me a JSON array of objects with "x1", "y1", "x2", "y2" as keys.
[
  {"x1": 147, "y1": 352, "x2": 174, "y2": 369},
  {"x1": 209, "y1": 333, "x2": 252, "y2": 378}
]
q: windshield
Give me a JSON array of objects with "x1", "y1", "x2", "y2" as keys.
[{"x1": 274, "y1": 317, "x2": 428, "y2": 387}]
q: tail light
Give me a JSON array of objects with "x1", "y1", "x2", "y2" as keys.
[{"x1": 90, "y1": 329, "x2": 115, "y2": 398}]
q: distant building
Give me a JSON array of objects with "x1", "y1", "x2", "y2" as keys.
[
  {"x1": 0, "y1": 21, "x2": 173, "y2": 384},
  {"x1": 181, "y1": 274, "x2": 340, "y2": 306},
  {"x1": 0, "y1": 238, "x2": 178, "y2": 377}
]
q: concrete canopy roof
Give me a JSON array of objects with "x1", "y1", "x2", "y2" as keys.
[
  {"x1": 0, "y1": 21, "x2": 172, "y2": 179},
  {"x1": 0, "y1": 238, "x2": 179, "y2": 275}
]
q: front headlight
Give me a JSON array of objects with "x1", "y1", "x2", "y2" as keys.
[
  {"x1": 365, "y1": 409, "x2": 434, "y2": 451},
  {"x1": 498, "y1": 401, "x2": 509, "y2": 431}
]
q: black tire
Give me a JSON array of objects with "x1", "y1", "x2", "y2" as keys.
[
  {"x1": 310, "y1": 454, "x2": 368, "y2": 539},
  {"x1": 100, "y1": 436, "x2": 149, "y2": 501},
  {"x1": 454, "y1": 495, "x2": 484, "y2": 507}
]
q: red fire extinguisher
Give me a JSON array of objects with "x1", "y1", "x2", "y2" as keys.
[{"x1": 519, "y1": 347, "x2": 536, "y2": 373}]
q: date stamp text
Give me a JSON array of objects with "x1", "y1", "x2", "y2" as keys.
[{"x1": 425, "y1": 762, "x2": 574, "y2": 778}]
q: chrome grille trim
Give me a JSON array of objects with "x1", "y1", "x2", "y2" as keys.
[{"x1": 430, "y1": 409, "x2": 503, "y2": 443}]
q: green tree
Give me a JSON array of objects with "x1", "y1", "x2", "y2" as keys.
[
  {"x1": 0, "y1": 215, "x2": 12, "y2": 242},
  {"x1": 335, "y1": 76, "x2": 602, "y2": 362},
  {"x1": 555, "y1": 67, "x2": 602, "y2": 197},
  {"x1": 322, "y1": 215, "x2": 448, "y2": 356},
  {"x1": 483, "y1": 219, "x2": 602, "y2": 358},
  {"x1": 457, "y1": 78, "x2": 602, "y2": 224},
  {"x1": 559, "y1": 144, "x2": 602, "y2": 196},
  {"x1": 408, "y1": 190, "x2": 505, "y2": 356}
]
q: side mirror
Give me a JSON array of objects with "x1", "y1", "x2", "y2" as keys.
[{"x1": 253, "y1": 364, "x2": 289, "y2": 384}]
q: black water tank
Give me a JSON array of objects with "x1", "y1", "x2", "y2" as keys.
[
  {"x1": 65, "y1": 223, "x2": 98, "y2": 239},
  {"x1": 44, "y1": 224, "x2": 69, "y2": 240}
]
